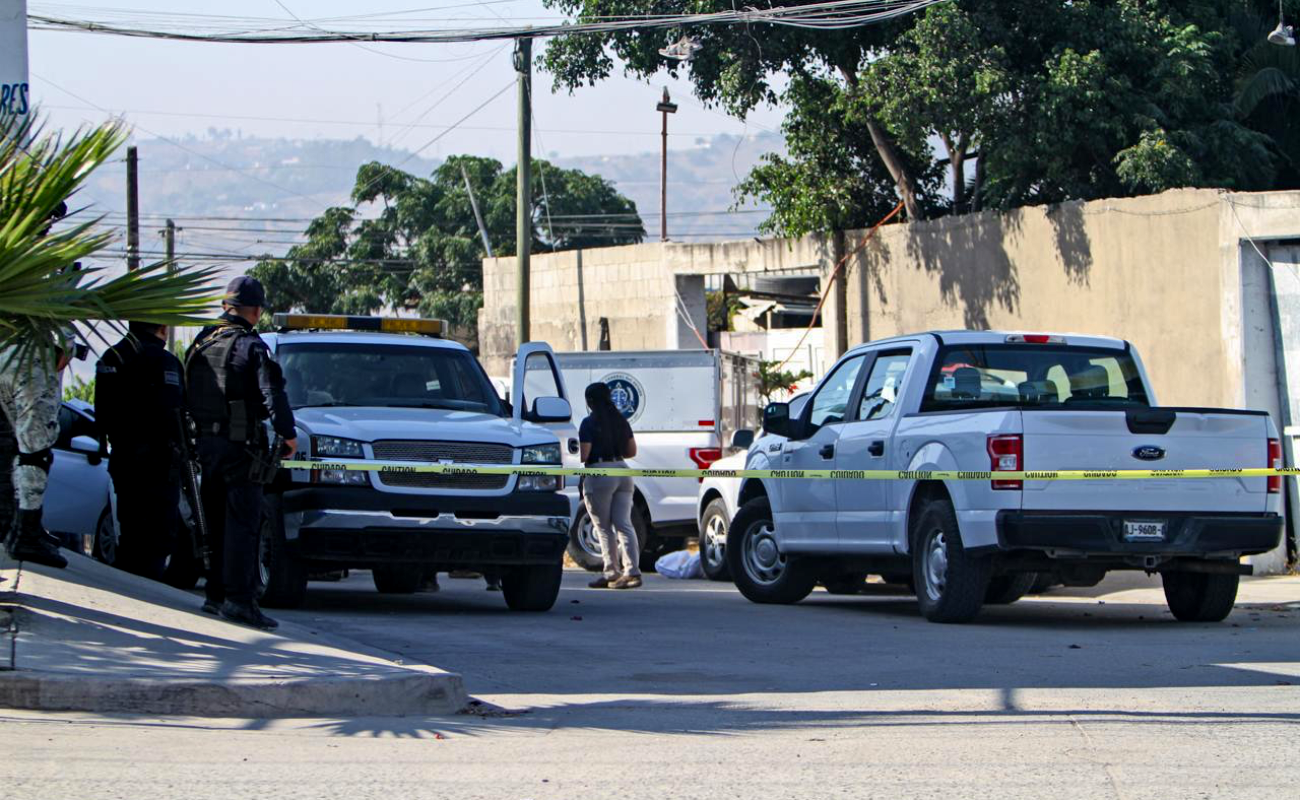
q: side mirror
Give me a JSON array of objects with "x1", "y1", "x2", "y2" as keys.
[
  {"x1": 531, "y1": 396, "x2": 573, "y2": 423},
  {"x1": 70, "y1": 435, "x2": 103, "y2": 466},
  {"x1": 763, "y1": 403, "x2": 796, "y2": 439},
  {"x1": 730, "y1": 429, "x2": 755, "y2": 449}
]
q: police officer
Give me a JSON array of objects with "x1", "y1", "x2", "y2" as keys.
[
  {"x1": 185, "y1": 277, "x2": 296, "y2": 630},
  {"x1": 0, "y1": 333, "x2": 72, "y2": 569},
  {"x1": 95, "y1": 321, "x2": 184, "y2": 581}
]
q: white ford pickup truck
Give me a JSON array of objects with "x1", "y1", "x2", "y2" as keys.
[{"x1": 729, "y1": 331, "x2": 1284, "y2": 623}]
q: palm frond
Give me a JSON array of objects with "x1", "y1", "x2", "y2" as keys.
[{"x1": 1, "y1": 112, "x2": 222, "y2": 374}]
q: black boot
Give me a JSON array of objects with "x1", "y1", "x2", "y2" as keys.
[
  {"x1": 7, "y1": 509, "x2": 68, "y2": 569},
  {"x1": 219, "y1": 599, "x2": 278, "y2": 631}
]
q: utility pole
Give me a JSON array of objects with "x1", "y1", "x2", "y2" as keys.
[
  {"x1": 126, "y1": 146, "x2": 140, "y2": 271},
  {"x1": 514, "y1": 36, "x2": 533, "y2": 349},
  {"x1": 656, "y1": 88, "x2": 677, "y2": 243},
  {"x1": 462, "y1": 165, "x2": 493, "y2": 257},
  {"x1": 163, "y1": 219, "x2": 176, "y2": 349}
]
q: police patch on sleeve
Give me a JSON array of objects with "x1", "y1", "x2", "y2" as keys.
[{"x1": 164, "y1": 370, "x2": 181, "y2": 386}]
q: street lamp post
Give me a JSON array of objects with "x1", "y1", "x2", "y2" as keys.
[{"x1": 656, "y1": 88, "x2": 678, "y2": 242}]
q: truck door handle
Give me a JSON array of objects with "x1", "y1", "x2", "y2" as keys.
[
  {"x1": 868, "y1": 440, "x2": 885, "y2": 457},
  {"x1": 819, "y1": 444, "x2": 835, "y2": 460}
]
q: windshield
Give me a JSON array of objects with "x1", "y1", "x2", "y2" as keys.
[
  {"x1": 921, "y1": 344, "x2": 1151, "y2": 412},
  {"x1": 277, "y1": 342, "x2": 504, "y2": 416}
]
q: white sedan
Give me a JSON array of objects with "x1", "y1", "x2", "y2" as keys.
[
  {"x1": 44, "y1": 400, "x2": 114, "y2": 557},
  {"x1": 697, "y1": 394, "x2": 809, "y2": 581}
]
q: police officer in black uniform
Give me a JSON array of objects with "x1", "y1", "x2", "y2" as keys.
[
  {"x1": 186, "y1": 277, "x2": 296, "y2": 630},
  {"x1": 95, "y1": 321, "x2": 184, "y2": 580}
]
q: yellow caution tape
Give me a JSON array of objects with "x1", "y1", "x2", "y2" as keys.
[{"x1": 281, "y1": 459, "x2": 1300, "y2": 481}]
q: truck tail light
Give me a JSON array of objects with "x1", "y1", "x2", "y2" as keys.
[
  {"x1": 988, "y1": 435, "x2": 1023, "y2": 490},
  {"x1": 1268, "y1": 438, "x2": 1282, "y2": 494},
  {"x1": 689, "y1": 447, "x2": 723, "y2": 483}
]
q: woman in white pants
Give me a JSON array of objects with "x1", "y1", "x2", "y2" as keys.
[{"x1": 579, "y1": 382, "x2": 641, "y2": 589}]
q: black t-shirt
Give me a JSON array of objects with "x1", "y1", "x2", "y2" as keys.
[{"x1": 579, "y1": 413, "x2": 633, "y2": 464}]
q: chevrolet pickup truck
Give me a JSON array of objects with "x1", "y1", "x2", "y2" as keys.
[
  {"x1": 260, "y1": 314, "x2": 574, "y2": 612},
  {"x1": 729, "y1": 331, "x2": 1284, "y2": 623}
]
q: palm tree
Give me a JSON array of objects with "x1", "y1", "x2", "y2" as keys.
[
  {"x1": 1234, "y1": 5, "x2": 1300, "y2": 188},
  {"x1": 1, "y1": 112, "x2": 222, "y2": 372}
]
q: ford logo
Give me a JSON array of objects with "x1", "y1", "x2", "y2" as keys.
[{"x1": 1133, "y1": 445, "x2": 1166, "y2": 461}]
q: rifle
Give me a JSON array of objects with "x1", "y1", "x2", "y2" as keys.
[
  {"x1": 173, "y1": 410, "x2": 212, "y2": 571},
  {"x1": 247, "y1": 424, "x2": 286, "y2": 485}
]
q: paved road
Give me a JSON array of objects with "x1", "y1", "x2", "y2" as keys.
[{"x1": 3, "y1": 569, "x2": 1298, "y2": 799}]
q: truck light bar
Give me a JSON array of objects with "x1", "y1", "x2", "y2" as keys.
[{"x1": 273, "y1": 313, "x2": 445, "y2": 336}]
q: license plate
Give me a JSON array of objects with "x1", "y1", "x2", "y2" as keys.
[{"x1": 1123, "y1": 520, "x2": 1167, "y2": 541}]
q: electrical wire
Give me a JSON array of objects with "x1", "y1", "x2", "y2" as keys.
[{"x1": 30, "y1": 1, "x2": 948, "y2": 44}]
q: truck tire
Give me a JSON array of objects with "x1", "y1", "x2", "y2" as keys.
[
  {"x1": 910, "y1": 497, "x2": 991, "y2": 623},
  {"x1": 984, "y1": 573, "x2": 1037, "y2": 605},
  {"x1": 502, "y1": 561, "x2": 564, "y2": 611},
  {"x1": 372, "y1": 565, "x2": 422, "y2": 594},
  {"x1": 567, "y1": 504, "x2": 654, "y2": 573},
  {"x1": 258, "y1": 495, "x2": 308, "y2": 608},
  {"x1": 1163, "y1": 571, "x2": 1239, "y2": 623},
  {"x1": 699, "y1": 498, "x2": 732, "y2": 581},
  {"x1": 726, "y1": 497, "x2": 816, "y2": 605}
]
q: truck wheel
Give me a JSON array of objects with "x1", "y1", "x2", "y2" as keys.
[
  {"x1": 566, "y1": 506, "x2": 604, "y2": 572},
  {"x1": 502, "y1": 561, "x2": 564, "y2": 611},
  {"x1": 699, "y1": 498, "x2": 732, "y2": 581},
  {"x1": 372, "y1": 565, "x2": 422, "y2": 594},
  {"x1": 984, "y1": 573, "x2": 1037, "y2": 605},
  {"x1": 910, "y1": 497, "x2": 991, "y2": 623},
  {"x1": 1163, "y1": 571, "x2": 1239, "y2": 622},
  {"x1": 726, "y1": 497, "x2": 816, "y2": 605},
  {"x1": 258, "y1": 495, "x2": 308, "y2": 608}
]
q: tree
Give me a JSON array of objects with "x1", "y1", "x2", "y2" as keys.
[
  {"x1": 251, "y1": 156, "x2": 644, "y2": 345},
  {"x1": 1, "y1": 114, "x2": 220, "y2": 372},
  {"x1": 543, "y1": 0, "x2": 1290, "y2": 234},
  {"x1": 754, "y1": 359, "x2": 813, "y2": 406}
]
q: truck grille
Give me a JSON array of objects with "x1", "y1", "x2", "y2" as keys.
[{"x1": 370, "y1": 441, "x2": 513, "y2": 490}]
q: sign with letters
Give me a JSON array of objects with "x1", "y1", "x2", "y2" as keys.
[{"x1": 1, "y1": 1, "x2": 30, "y2": 123}]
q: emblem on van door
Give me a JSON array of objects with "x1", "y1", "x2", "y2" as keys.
[
  {"x1": 602, "y1": 372, "x2": 645, "y2": 423},
  {"x1": 1132, "y1": 445, "x2": 1166, "y2": 461}
]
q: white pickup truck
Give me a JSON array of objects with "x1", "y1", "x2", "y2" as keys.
[{"x1": 729, "y1": 331, "x2": 1284, "y2": 623}]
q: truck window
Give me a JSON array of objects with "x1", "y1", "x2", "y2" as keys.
[
  {"x1": 277, "y1": 342, "x2": 503, "y2": 416},
  {"x1": 858, "y1": 352, "x2": 911, "y2": 421},
  {"x1": 921, "y1": 345, "x2": 1150, "y2": 412},
  {"x1": 521, "y1": 351, "x2": 565, "y2": 416},
  {"x1": 806, "y1": 355, "x2": 866, "y2": 433}
]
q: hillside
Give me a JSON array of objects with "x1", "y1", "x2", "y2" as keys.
[{"x1": 75, "y1": 130, "x2": 783, "y2": 267}]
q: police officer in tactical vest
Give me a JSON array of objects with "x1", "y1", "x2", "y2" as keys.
[
  {"x1": 186, "y1": 277, "x2": 296, "y2": 630},
  {"x1": 95, "y1": 321, "x2": 184, "y2": 581}
]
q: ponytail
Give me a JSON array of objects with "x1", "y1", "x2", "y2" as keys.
[{"x1": 585, "y1": 382, "x2": 626, "y2": 459}]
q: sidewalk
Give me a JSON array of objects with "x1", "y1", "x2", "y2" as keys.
[{"x1": 0, "y1": 551, "x2": 466, "y2": 717}]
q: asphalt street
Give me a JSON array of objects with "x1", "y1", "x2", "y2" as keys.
[{"x1": 3, "y1": 569, "x2": 1298, "y2": 799}]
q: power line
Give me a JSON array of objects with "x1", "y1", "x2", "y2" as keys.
[{"x1": 29, "y1": 1, "x2": 948, "y2": 44}]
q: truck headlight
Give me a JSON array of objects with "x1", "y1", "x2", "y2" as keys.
[
  {"x1": 518, "y1": 443, "x2": 562, "y2": 491},
  {"x1": 521, "y1": 443, "x2": 561, "y2": 464},
  {"x1": 310, "y1": 436, "x2": 369, "y2": 485},
  {"x1": 312, "y1": 436, "x2": 365, "y2": 458}
]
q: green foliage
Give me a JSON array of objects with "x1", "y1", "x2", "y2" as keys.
[
  {"x1": 544, "y1": 0, "x2": 1300, "y2": 234},
  {"x1": 250, "y1": 156, "x2": 644, "y2": 344},
  {"x1": 63, "y1": 374, "x2": 94, "y2": 403},
  {"x1": 0, "y1": 113, "x2": 223, "y2": 373},
  {"x1": 706, "y1": 290, "x2": 742, "y2": 332},
  {"x1": 755, "y1": 360, "x2": 813, "y2": 406}
]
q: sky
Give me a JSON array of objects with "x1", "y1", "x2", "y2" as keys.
[{"x1": 26, "y1": 0, "x2": 789, "y2": 162}]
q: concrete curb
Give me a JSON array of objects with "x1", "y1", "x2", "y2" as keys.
[
  {"x1": 0, "y1": 670, "x2": 465, "y2": 718},
  {"x1": 0, "y1": 554, "x2": 469, "y2": 718}
]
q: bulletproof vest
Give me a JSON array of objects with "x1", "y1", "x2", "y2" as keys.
[{"x1": 185, "y1": 324, "x2": 254, "y2": 441}]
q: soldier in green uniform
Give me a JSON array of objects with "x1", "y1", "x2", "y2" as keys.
[{"x1": 0, "y1": 333, "x2": 72, "y2": 569}]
